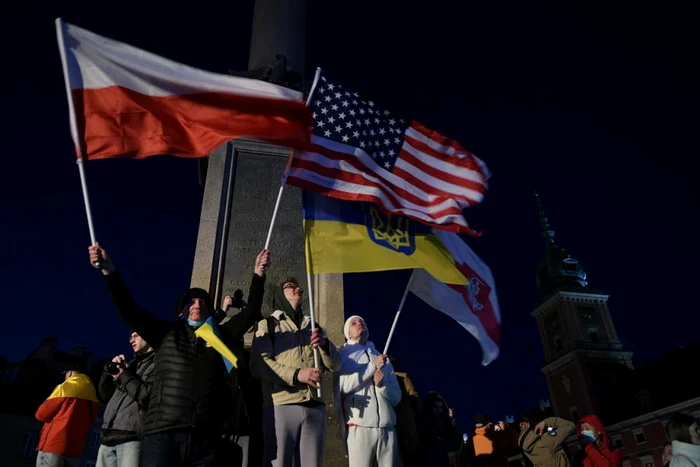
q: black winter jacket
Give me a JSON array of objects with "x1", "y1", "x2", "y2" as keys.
[{"x1": 104, "y1": 271, "x2": 265, "y2": 436}]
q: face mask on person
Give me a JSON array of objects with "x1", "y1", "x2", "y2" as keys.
[{"x1": 581, "y1": 430, "x2": 597, "y2": 441}]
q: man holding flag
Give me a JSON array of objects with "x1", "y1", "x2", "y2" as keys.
[{"x1": 89, "y1": 245, "x2": 269, "y2": 466}]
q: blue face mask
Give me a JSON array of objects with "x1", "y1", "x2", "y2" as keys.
[
  {"x1": 581, "y1": 430, "x2": 597, "y2": 441},
  {"x1": 187, "y1": 318, "x2": 205, "y2": 328}
]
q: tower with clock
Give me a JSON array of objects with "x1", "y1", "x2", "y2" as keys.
[{"x1": 531, "y1": 192, "x2": 634, "y2": 424}]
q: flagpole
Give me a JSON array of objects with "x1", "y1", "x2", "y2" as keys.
[
  {"x1": 382, "y1": 271, "x2": 415, "y2": 355},
  {"x1": 306, "y1": 268, "x2": 322, "y2": 398},
  {"x1": 57, "y1": 19, "x2": 100, "y2": 252},
  {"x1": 304, "y1": 227, "x2": 322, "y2": 397},
  {"x1": 76, "y1": 158, "x2": 99, "y2": 246},
  {"x1": 263, "y1": 67, "x2": 323, "y2": 250}
]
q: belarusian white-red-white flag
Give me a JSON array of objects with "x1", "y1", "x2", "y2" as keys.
[
  {"x1": 409, "y1": 229, "x2": 501, "y2": 365},
  {"x1": 55, "y1": 19, "x2": 312, "y2": 160}
]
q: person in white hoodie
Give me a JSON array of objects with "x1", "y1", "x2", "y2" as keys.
[
  {"x1": 339, "y1": 315, "x2": 403, "y2": 467},
  {"x1": 667, "y1": 412, "x2": 700, "y2": 467}
]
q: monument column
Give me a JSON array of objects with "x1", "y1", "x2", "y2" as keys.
[
  {"x1": 191, "y1": 1, "x2": 347, "y2": 465},
  {"x1": 248, "y1": 0, "x2": 305, "y2": 73}
]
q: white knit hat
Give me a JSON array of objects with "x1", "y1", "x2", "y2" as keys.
[{"x1": 343, "y1": 315, "x2": 368, "y2": 341}]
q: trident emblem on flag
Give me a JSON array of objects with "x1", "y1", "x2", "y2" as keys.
[{"x1": 365, "y1": 205, "x2": 416, "y2": 254}]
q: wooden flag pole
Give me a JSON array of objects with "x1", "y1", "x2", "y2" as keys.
[{"x1": 263, "y1": 67, "x2": 323, "y2": 250}]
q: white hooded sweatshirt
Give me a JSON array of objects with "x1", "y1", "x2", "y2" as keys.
[{"x1": 339, "y1": 339, "x2": 402, "y2": 428}]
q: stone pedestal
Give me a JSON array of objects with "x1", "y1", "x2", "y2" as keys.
[
  {"x1": 190, "y1": 139, "x2": 307, "y2": 313},
  {"x1": 190, "y1": 0, "x2": 348, "y2": 464}
]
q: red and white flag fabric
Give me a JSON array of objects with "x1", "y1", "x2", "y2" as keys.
[
  {"x1": 409, "y1": 229, "x2": 501, "y2": 365},
  {"x1": 285, "y1": 70, "x2": 490, "y2": 235},
  {"x1": 55, "y1": 19, "x2": 312, "y2": 160}
]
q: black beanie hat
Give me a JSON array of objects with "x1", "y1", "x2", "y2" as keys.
[
  {"x1": 474, "y1": 413, "x2": 490, "y2": 427},
  {"x1": 176, "y1": 287, "x2": 214, "y2": 319}
]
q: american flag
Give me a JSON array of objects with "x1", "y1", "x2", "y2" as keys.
[{"x1": 286, "y1": 71, "x2": 490, "y2": 234}]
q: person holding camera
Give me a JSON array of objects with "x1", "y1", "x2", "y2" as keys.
[
  {"x1": 517, "y1": 409, "x2": 575, "y2": 467},
  {"x1": 88, "y1": 243, "x2": 269, "y2": 466},
  {"x1": 96, "y1": 331, "x2": 155, "y2": 467}
]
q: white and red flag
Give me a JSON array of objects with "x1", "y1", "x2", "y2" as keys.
[
  {"x1": 55, "y1": 19, "x2": 312, "y2": 160},
  {"x1": 286, "y1": 71, "x2": 490, "y2": 235},
  {"x1": 409, "y1": 229, "x2": 501, "y2": 365}
]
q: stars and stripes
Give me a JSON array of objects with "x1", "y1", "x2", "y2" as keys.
[{"x1": 286, "y1": 71, "x2": 490, "y2": 234}]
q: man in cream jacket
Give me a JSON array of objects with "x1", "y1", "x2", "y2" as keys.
[{"x1": 339, "y1": 315, "x2": 402, "y2": 467}]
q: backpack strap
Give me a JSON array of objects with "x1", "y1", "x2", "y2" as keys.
[{"x1": 266, "y1": 316, "x2": 276, "y2": 353}]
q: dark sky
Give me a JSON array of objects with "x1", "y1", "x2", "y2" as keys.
[{"x1": 3, "y1": 1, "x2": 699, "y2": 431}]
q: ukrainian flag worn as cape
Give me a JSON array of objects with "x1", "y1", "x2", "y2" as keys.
[{"x1": 303, "y1": 191, "x2": 468, "y2": 285}]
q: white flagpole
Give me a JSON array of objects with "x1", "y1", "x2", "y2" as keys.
[
  {"x1": 304, "y1": 229, "x2": 322, "y2": 397},
  {"x1": 382, "y1": 271, "x2": 415, "y2": 355},
  {"x1": 57, "y1": 19, "x2": 101, "y2": 253},
  {"x1": 76, "y1": 158, "x2": 98, "y2": 245},
  {"x1": 263, "y1": 67, "x2": 323, "y2": 250},
  {"x1": 306, "y1": 268, "x2": 322, "y2": 398}
]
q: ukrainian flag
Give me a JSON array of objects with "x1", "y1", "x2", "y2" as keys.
[{"x1": 303, "y1": 191, "x2": 468, "y2": 285}]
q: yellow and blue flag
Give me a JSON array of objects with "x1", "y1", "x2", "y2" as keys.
[{"x1": 303, "y1": 191, "x2": 468, "y2": 285}]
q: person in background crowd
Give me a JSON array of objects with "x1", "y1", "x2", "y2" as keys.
[
  {"x1": 339, "y1": 315, "x2": 402, "y2": 466},
  {"x1": 35, "y1": 365, "x2": 100, "y2": 467},
  {"x1": 251, "y1": 277, "x2": 341, "y2": 467},
  {"x1": 666, "y1": 413, "x2": 700, "y2": 467},
  {"x1": 662, "y1": 442, "x2": 674, "y2": 467},
  {"x1": 516, "y1": 409, "x2": 575, "y2": 467},
  {"x1": 461, "y1": 414, "x2": 511, "y2": 467},
  {"x1": 89, "y1": 244, "x2": 268, "y2": 467},
  {"x1": 419, "y1": 392, "x2": 461, "y2": 467},
  {"x1": 388, "y1": 355, "x2": 424, "y2": 467},
  {"x1": 96, "y1": 331, "x2": 156, "y2": 467},
  {"x1": 573, "y1": 414, "x2": 622, "y2": 467}
]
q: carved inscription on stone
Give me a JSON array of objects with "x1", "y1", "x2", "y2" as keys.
[{"x1": 222, "y1": 150, "x2": 307, "y2": 316}]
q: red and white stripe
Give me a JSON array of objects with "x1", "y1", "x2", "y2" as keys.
[
  {"x1": 409, "y1": 229, "x2": 501, "y2": 365},
  {"x1": 287, "y1": 121, "x2": 490, "y2": 234},
  {"x1": 55, "y1": 19, "x2": 311, "y2": 160}
]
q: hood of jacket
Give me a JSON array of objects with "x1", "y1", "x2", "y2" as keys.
[{"x1": 578, "y1": 414, "x2": 612, "y2": 450}]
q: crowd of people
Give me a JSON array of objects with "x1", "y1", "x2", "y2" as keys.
[{"x1": 30, "y1": 244, "x2": 700, "y2": 467}]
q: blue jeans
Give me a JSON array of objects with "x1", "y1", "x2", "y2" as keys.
[
  {"x1": 36, "y1": 451, "x2": 77, "y2": 467},
  {"x1": 96, "y1": 441, "x2": 141, "y2": 467}
]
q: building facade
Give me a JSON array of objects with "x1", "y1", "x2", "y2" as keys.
[{"x1": 531, "y1": 193, "x2": 700, "y2": 467}]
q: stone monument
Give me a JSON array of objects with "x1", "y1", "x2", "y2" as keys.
[{"x1": 190, "y1": 0, "x2": 348, "y2": 465}]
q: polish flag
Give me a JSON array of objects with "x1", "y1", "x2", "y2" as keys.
[
  {"x1": 55, "y1": 19, "x2": 312, "y2": 160},
  {"x1": 409, "y1": 229, "x2": 501, "y2": 365}
]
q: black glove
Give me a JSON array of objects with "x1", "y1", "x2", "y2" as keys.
[{"x1": 579, "y1": 435, "x2": 595, "y2": 448}]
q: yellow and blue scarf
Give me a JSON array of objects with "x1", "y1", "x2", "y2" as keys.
[{"x1": 189, "y1": 316, "x2": 238, "y2": 371}]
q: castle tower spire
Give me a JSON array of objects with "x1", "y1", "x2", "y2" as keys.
[{"x1": 534, "y1": 192, "x2": 589, "y2": 298}]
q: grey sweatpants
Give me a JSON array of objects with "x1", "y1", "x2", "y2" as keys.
[
  {"x1": 36, "y1": 451, "x2": 77, "y2": 467},
  {"x1": 263, "y1": 403, "x2": 326, "y2": 467},
  {"x1": 346, "y1": 426, "x2": 401, "y2": 467}
]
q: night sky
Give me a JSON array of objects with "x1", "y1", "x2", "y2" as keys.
[{"x1": 3, "y1": 1, "x2": 698, "y2": 431}]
